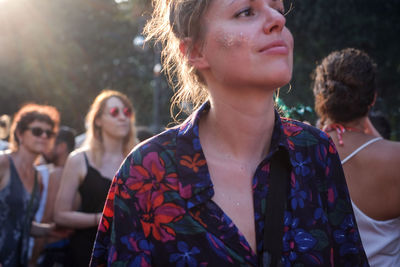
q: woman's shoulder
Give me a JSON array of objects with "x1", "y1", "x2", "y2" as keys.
[
  {"x1": 371, "y1": 139, "x2": 400, "y2": 165},
  {"x1": 360, "y1": 139, "x2": 400, "y2": 216},
  {"x1": 69, "y1": 146, "x2": 89, "y2": 159},
  {"x1": 64, "y1": 147, "x2": 89, "y2": 169},
  {"x1": 379, "y1": 138, "x2": 400, "y2": 149}
]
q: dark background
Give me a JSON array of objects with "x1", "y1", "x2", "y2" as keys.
[{"x1": 0, "y1": 0, "x2": 399, "y2": 139}]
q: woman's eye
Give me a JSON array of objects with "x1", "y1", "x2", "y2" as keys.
[{"x1": 235, "y1": 8, "x2": 254, "y2": 18}]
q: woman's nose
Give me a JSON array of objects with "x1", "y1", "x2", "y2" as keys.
[{"x1": 262, "y1": 7, "x2": 286, "y2": 34}]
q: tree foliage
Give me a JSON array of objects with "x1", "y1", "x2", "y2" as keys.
[{"x1": 0, "y1": 0, "x2": 165, "y2": 133}]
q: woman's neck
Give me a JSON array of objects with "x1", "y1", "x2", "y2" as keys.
[
  {"x1": 324, "y1": 117, "x2": 369, "y2": 133},
  {"x1": 200, "y1": 92, "x2": 276, "y2": 163},
  {"x1": 322, "y1": 116, "x2": 382, "y2": 146},
  {"x1": 340, "y1": 119, "x2": 366, "y2": 132},
  {"x1": 101, "y1": 133, "x2": 125, "y2": 155},
  {"x1": 12, "y1": 147, "x2": 39, "y2": 170}
]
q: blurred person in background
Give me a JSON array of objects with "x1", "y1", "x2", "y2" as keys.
[
  {"x1": 54, "y1": 90, "x2": 137, "y2": 267},
  {"x1": 74, "y1": 132, "x2": 86, "y2": 149},
  {"x1": 30, "y1": 126, "x2": 77, "y2": 266},
  {"x1": 0, "y1": 104, "x2": 59, "y2": 267},
  {"x1": 313, "y1": 48, "x2": 400, "y2": 266},
  {"x1": 0, "y1": 114, "x2": 11, "y2": 151}
]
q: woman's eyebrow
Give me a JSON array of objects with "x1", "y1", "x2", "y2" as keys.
[{"x1": 228, "y1": 0, "x2": 256, "y2": 6}]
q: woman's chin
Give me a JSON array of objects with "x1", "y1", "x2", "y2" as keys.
[{"x1": 265, "y1": 73, "x2": 292, "y2": 89}]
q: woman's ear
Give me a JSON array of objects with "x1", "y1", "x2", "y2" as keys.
[
  {"x1": 367, "y1": 92, "x2": 377, "y2": 111},
  {"x1": 179, "y1": 38, "x2": 209, "y2": 69},
  {"x1": 94, "y1": 117, "x2": 102, "y2": 128},
  {"x1": 15, "y1": 129, "x2": 23, "y2": 144}
]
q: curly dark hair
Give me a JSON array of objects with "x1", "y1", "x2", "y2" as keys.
[
  {"x1": 9, "y1": 103, "x2": 60, "y2": 151},
  {"x1": 313, "y1": 48, "x2": 377, "y2": 125}
]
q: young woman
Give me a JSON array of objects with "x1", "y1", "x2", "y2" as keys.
[
  {"x1": 54, "y1": 90, "x2": 136, "y2": 267},
  {"x1": 313, "y1": 48, "x2": 400, "y2": 267},
  {"x1": 0, "y1": 104, "x2": 59, "y2": 266},
  {"x1": 91, "y1": 1, "x2": 368, "y2": 266}
]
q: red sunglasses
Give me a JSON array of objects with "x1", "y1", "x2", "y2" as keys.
[{"x1": 109, "y1": 107, "x2": 132, "y2": 118}]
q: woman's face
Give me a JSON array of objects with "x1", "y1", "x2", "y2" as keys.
[
  {"x1": 97, "y1": 96, "x2": 132, "y2": 140},
  {"x1": 18, "y1": 120, "x2": 55, "y2": 154},
  {"x1": 198, "y1": 0, "x2": 293, "y2": 90}
]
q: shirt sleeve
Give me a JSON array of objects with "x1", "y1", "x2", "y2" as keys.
[
  {"x1": 90, "y1": 151, "x2": 153, "y2": 267},
  {"x1": 324, "y1": 137, "x2": 369, "y2": 266}
]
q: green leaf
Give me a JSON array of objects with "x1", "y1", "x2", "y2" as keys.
[
  {"x1": 171, "y1": 216, "x2": 206, "y2": 235},
  {"x1": 328, "y1": 199, "x2": 351, "y2": 226},
  {"x1": 310, "y1": 229, "x2": 329, "y2": 251},
  {"x1": 115, "y1": 196, "x2": 132, "y2": 215},
  {"x1": 111, "y1": 261, "x2": 127, "y2": 267},
  {"x1": 163, "y1": 191, "x2": 182, "y2": 203}
]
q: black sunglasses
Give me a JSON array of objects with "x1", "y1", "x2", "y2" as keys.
[{"x1": 27, "y1": 127, "x2": 55, "y2": 139}]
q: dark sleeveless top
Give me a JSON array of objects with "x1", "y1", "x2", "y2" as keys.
[
  {"x1": 66, "y1": 153, "x2": 111, "y2": 267},
  {"x1": 0, "y1": 155, "x2": 40, "y2": 267}
]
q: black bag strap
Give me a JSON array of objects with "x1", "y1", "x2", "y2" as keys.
[{"x1": 262, "y1": 149, "x2": 291, "y2": 267}]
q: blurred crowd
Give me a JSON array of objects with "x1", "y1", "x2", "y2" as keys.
[{"x1": 0, "y1": 90, "x2": 154, "y2": 267}]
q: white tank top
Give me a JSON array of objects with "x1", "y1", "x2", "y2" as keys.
[
  {"x1": 351, "y1": 202, "x2": 400, "y2": 267},
  {"x1": 341, "y1": 137, "x2": 382, "y2": 164},
  {"x1": 342, "y1": 137, "x2": 400, "y2": 266}
]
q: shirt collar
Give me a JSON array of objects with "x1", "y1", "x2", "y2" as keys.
[{"x1": 176, "y1": 101, "x2": 292, "y2": 209}]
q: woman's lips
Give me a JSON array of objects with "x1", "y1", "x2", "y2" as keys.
[{"x1": 259, "y1": 40, "x2": 289, "y2": 55}]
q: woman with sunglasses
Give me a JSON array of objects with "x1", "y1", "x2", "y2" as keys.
[
  {"x1": 0, "y1": 103, "x2": 60, "y2": 267},
  {"x1": 91, "y1": 1, "x2": 368, "y2": 266},
  {"x1": 54, "y1": 90, "x2": 137, "y2": 267}
]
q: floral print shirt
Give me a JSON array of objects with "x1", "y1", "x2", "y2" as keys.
[{"x1": 91, "y1": 103, "x2": 369, "y2": 267}]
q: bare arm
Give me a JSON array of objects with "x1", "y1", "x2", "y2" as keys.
[
  {"x1": 42, "y1": 168, "x2": 62, "y2": 224},
  {"x1": 30, "y1": 221, "x2": 55, "y2": 237},
  {"x1": 54, "y1": 151, "x2": 101, "y2": 229},
  {"x1": 30, "y1": 168, "x2": 76, "y2": 265},
  {"x1": 28, "y1": 170, "x2": 54, "y2": 237},
  {"x1": 42, "y1": 168, "x2": 76, "y2": 237}
]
